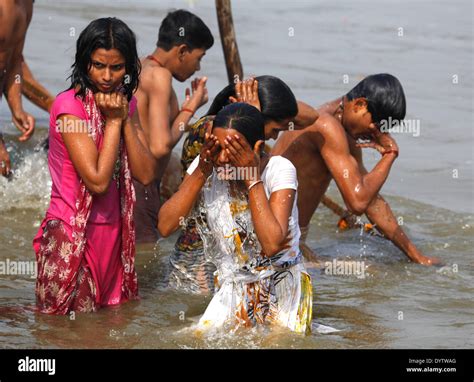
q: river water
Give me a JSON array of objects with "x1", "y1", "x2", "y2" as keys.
[{"x1": 0, "y1": 0, "x2": 473, "y2": 348}]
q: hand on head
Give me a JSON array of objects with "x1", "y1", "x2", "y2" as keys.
[
  {"x1": 224, "y1": 133, "x2": 264, "y2": 186},
  {"x1": 229, "y1": 77, "x2": 260, "y2": 111}
]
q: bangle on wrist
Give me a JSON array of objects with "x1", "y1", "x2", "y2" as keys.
[
  {"x1": 248, "y1": 179, "x2": 263, "y2": 191},
  {"x1": 181, "y1": 107, "x2": 194, "y2": 116},
  {"x1": 383, "y1": 149, "x2": 399, "y2": 158}
]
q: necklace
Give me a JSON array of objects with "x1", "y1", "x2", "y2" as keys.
[{"x1": 146, "y1": 54, "x2": 163, "y2": 67}]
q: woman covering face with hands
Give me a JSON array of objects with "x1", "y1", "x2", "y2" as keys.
[
  {"x1": 168, "y1": 75, "x2": 318, "y2": 295},
  {"x1": 159, "y1": 103, "x2": 313, "y2": 334}
]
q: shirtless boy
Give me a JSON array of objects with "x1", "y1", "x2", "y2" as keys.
[
  {"x1": 272, "y1": 73, "x2": 439, "y2": 266},
  {"x1": 134, "y1": 9, "x2": 214, "y2": 242}
]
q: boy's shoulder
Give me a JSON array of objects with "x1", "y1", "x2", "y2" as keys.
[
  {"x1": 312, "y1": 111, "x2": 340, "y2": 129},
  {"x1": 311, "y1": 112, "x2": 346, "y2": 138},
  {"x1": 305, "y1": 111, "x2": 349, "y2": 152},
  {"x1": 140, "y1": 61, "x2": 173, "y2": 91}
]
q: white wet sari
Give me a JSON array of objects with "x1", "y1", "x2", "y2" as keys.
[{"x1": 186, "y1": 155, "x2": 313, "y2": 334}]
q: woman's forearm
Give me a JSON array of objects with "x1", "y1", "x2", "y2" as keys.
[
  {"x1": 123, "y1": 117, "x2": 156, "y2": 185},
  {"x1": 91, "y1": 118, "x2": 122, "y2": 193},
  {"x1": 158, "y1": 168, "x2": 207, "y2": 237},
  {"x1": 247, "y1": 183, "x2": 286, "y2": 257}
]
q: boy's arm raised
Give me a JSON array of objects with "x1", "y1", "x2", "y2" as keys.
[
  {"x1": 317, "y1": 114, "x2": 397, "y2": 215},
  {"x1": 147, "y1": 70, "x2": 207, "y2": 160}
]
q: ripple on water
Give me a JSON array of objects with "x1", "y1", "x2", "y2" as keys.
[{"x1": 0, "y1": 127, "x2": 473, "y2": 348}]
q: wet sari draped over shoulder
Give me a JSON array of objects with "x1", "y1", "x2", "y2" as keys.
[{"x1": 33, "y1": 89, "x2": 138, "y2": 314}]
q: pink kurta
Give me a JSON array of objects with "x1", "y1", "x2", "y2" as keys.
[{"x1": 34, "y1": 89, "x2": 137, "y2": 307}]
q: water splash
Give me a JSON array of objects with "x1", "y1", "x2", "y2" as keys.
[
  {"x1": 192, "y1": 172, "x2": 260, "y2": 278},
  {"x1": 0, "y1": 146, "x2": 50, "y2": 212}
]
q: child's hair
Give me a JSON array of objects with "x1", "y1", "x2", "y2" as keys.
[
  {"x1": 68, "y1": 17, "x2": 140, "y2": 101},
  {"x1": 206, "y1": 75, "x2": 298, "y2": 123},
  {"x1": 213, "y1": 103, "x2": 265, "y2": 149},
  {"x1": 157, "y1": 9, "x2": 214, "y2": 51},
  {"x1": 346, "y1": 73, "x2": 406, "y2": 124}
]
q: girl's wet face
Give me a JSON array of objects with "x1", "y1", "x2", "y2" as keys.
[
  {"x1": 88, "y1": 48, "x2": 126, "y2": 93},
  {"x1": 211, "y1": 127, "x2": 254, "y2": 170},
  {"x1": 264, "y1": 118, "x2": 292, "y2": 140},
  {"x1": 212, "y1": 127, "x2": 255, "y2": 181},
  {"x1": 212, "y1": 127, "x2": 235, "y2": 167}
]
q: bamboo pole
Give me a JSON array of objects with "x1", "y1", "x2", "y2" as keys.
[
  {"x1": 215, "y1": 0, "x2": 243, "y2": 83},
  {"x1": 320, "y1": 195, "x2": 358, "y2": 227}
]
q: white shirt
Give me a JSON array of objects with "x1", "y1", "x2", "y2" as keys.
[{"x1": 187, "y1": 155, "x2": 301, "y2": 265}]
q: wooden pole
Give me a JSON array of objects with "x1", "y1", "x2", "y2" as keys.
[
  {"x1": 320, "y1": 195, "x2": 359, "y2": 228},
  {"x1": 215, "y1": 0, "x2": 243, "y2": 83}
]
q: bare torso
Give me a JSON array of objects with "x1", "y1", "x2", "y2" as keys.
[
  {"x1": 272, "y1": 126, "x2": 331, "y2": 227},
  {"x1": 271, "y1": 103, "x2": 360, "y2": 228},
  {"x1": 135, "y1": 58, "x2": 180, "y2": 180},
  {"x1": 0, "y1": 0, "x2": 32, "y2": 90}
]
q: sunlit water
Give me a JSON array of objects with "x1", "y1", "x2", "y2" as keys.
[{"x1": 0, "y1": 0, "x2": 473, "y2": 348}]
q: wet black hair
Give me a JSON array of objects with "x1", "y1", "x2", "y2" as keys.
[
  {"x1": 346, "y1": 73, "x2": 406, "y2": 125},
  {"x1": 157, "y1": 9, "x2": 214, "y2": 51},
  {"x1": 213, "y1": 103, "x2": 265, "y2": 149},
  {"x1": 68, "y1": 17, "x2": 140, "y2": 101},
  {"x1": 206, "y1": 75, "x2": 298, "y2": 123}
]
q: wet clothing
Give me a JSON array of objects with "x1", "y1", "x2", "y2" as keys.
[
  {"x1": 187, "y1": 155, "x2": 312, "y2": 334},
  {"x1": 133, "y1": 179, "x2": 161, "y2": 243},
  {"x1": 167, "y1": 116, "x2": 216, "y2": 294},
  {"x1": 33, "y1": 88, "x2": 138, "y2": 314}
]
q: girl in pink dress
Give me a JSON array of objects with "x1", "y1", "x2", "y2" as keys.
[{"x1": 33, "y1": 17, "x2": 155, "y2": 314}]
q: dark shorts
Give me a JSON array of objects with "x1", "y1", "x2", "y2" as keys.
[{"x1": 133, "y1": 178, "x2": 161, "y2": 243}]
